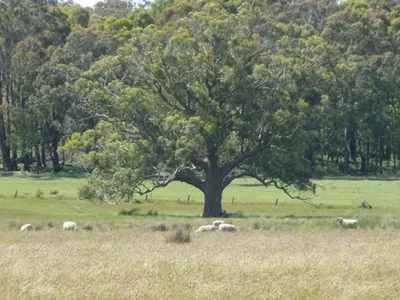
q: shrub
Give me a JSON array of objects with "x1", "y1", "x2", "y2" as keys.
[
  {"x1": 119, "y1": 208, "x2": 140, "y2": 216},
  {"x1": 150, "y1": 222, "x2": 168, "y2": 232},
  {"x1": 252, "y1": 221, "x2": 261, "y2": 230},
  {"x1": 36, "y1": 189, "x2": 44, "y2": 199},
  {"x1": 172, "y1": 222, "x2": 192, "y2": 230},
  {"x1": 222, "y1": 210, "x2": 244, "y2": 218},
  {"x1": 326, "y1": 165, "x2": 341, "y2": 176},
  {"x1": 118, "y1": 209, "x2": 128, "y2": 216},
  {"x1": 8, "y1": 220, "x2": 17, "y2": 229},
  {"x1": 34, "y1": 225, "x2": 43, "y2": 231},
  {"x1": 47, "y1": 220, "x2": 55, "y2": 228},
  {"x1": 166, "y1": 228, "x2": 191, "y2": 244},
  {"x1": 49, "y1": 189, "x2": 59, "y2": 195},
  {"x1": 360, "y1": 200, "x2": 372, "y2": 209},
  {"x1": 96, "y1": 223, "x2": 105, "y2": 232},
  {"x1": 78, "y1": 184, "x2": 99, "y2": 200},
  {"x1": 147, "y1": 209, "x2": 158, "y2": 216},
  {"x1": 83, "y1": 224, "x2": 94, "y2": 231},
  {"x1": 127, "y1": 208, "x2": 140, "y2": 215}
]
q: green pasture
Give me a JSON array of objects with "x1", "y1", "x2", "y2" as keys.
[{"x1": 1, "y1": 172, "x2": 400, "y2": 231}]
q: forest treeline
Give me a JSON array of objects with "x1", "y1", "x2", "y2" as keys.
[{"x1": 1, "y1": 0, "x2": 400, "y2": 177}]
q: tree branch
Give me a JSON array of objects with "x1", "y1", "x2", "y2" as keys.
[
  {"x1": 222, "y1": 170, "x2": 317, "y2": 206},
  {"x1": 190, "y1": 157, "x2": 208, "y2": 171},
  {"x1": 249, "y1": 173, "x2": 318, "y2": 207},
  {"x1": 175, "y1": 171, "x2": 205, "y2": 192},
  {"x1": 222, "y1": 172, "x2": 256, "y2": 190},
  {"x1": 221, "y1": 142, "x2": 270, "y2": 176},
  {"x1": 153, "y1": 82, "x2": 184, "y2": 112},
  {"x1": 135, "y1": 168, "x2": 205, "y2": 195}
]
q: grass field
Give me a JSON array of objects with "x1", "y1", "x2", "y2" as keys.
[
  {"x1": 1, "y1": 173, "x2": 400, "y2": 299},
  {"x1": 1, "y1": 172, "x2": 400, "y2": 223},
  {"x1": 1, "y1": 230, "x2": 400, "y2": 299}
]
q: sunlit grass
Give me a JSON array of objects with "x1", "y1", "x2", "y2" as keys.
[
  {"x1": 1, "y1": 172, "x2": 400, "y2": 224},
  {"x1": 1, "y1": 173, "x2": 400, "y2": 298},
  {"x1": 1, "y1": 230, "x2": 400, "y2": 299}
]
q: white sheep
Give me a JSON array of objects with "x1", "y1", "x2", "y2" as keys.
[
  {"x1": 336, "y1": 217, "x2": 358, "y2": 229},
  {"x1": 195, "y1": 224, "x2": 218, "y2": 233},
  {"x1": 20, "y1": 224, "x2": 32, "y2": 231},
  {"x1": 217, "y1": 223, "x2": 238, "y2": 232},
  {"x1": 212, "y1": 220, "x2": 225, "y2": 227},
  {"x1": 63, "y1": 221, "x2": 78, "y2": 231}
]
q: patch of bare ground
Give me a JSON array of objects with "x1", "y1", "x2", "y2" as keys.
[{"x1": 0, "y1": 230, "x2": 400, "y2": 299}]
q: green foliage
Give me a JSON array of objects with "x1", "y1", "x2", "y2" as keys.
[
  {"x1": 61, "y1": 5, "x2": 90, "y2": 27},
  {"x1": 147, "y1": 209, "x2": 158, "y2": 216},
  {"x1": 34, "y1": 225, "x2": 43, "y2": 231},
  {"x1": 36, "y1": 189, "x2": 44, "y2": 199},
  {"x1": 127, "y1": 7, "x2": 154, "y2": 28},
  {"x1": 49, "y1": 189, "x2": 59, "y2": 195},
  {"x1": 118, "y1": 208, "x2": 140, "y2": 216}
]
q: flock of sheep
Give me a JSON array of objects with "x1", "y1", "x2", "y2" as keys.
[
  {"x1": 19, "y1": 217, "x2": 358, "y2": 232},
  {"x1": 20, "y1": 221, "x2": 78, "y2": 231},
  {"x1": 195, "y1": 220, "x2": 238, "y2": 233}
]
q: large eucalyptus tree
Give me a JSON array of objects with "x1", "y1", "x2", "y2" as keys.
[{"x1": 67, "y1": 2, "x2": 316, "y2": 217}]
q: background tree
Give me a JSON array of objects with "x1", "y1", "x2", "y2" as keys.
[{"x1": 0, "y1": 0, "x2": 70, "y2": 170}]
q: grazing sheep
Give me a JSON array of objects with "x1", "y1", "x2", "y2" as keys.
[
  {"x1": 20, "y1": 224, "x2": 33, "y2": 231},
  {"x1": 336, "y1": 217, "x2": 358, "y2": 229},
  {"x1": 63, "y1": 221, "x2": 78, "y2": 231},
  {"x1": 217, "y1": 223, "x2": 238, "y2": 232},
  {"x1": 195, "y1": 225, "x2": 218, "y2": 233},
  {"x1": 212, "y1": 220, "x2": 225, "y2": 227}
]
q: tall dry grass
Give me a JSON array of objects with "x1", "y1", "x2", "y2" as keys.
[{"x1": 1, "y1": 230, "x2": 400, "y2": 299}]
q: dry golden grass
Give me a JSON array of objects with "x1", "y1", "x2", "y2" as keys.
[{"x1": 1, "y1": 230, "x2": 400, "y2": 299}]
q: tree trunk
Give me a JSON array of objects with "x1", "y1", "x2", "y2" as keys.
[
  {"x1": 349, "y1": 130, "x2": 357, "y2": 167},
  {"x1": 35, "y1": 145, "x2": 42, "y2": 169},
  {"x1": 41, "y1": 142, "x2": 47, "y2": 168},
  {"x1": 11, "y1": 148, "x2": 18, "y2": 171},
  {"x1": 360, "y1": 155, "x2": 367, "y2": 174},
  {"x1": 305, "y1": 144, "x2": 315, "y2": 168},
  {"x1": 375, "y1": 136, "x2": 379, "y2": 175},
  {"x1": 343, "y1": 126, "x2": 350, "y2": 174},
  {"x1": 384, "y1": 142, "x2": 391, "y2": 160},
  {"x1": 202, "y1": 175, "x2": 223, "y2": 218},
  {"x1": 0, "y1": 117, "x2": 11, "y2": 170},
  {"x1": 0, "y1": 76, "x2": 12, "y2": 170},
  {"x1": 61, "y1": 138, "x2": 65, "y2": 166},
  {"x1": 51, "y1": 137, "x2": 61, "y2": 172},
  {"x1": 366, "y1": 140, "x2": 370, "y2": 173},
  {"x1": 379, "y1": 136, "x2": 383, "y2": 174},
  {"x1": 23, "y1": 151, "x2": 31, "y2": 172},
  {"x1": 202, "y1": 143, "x2": 223, "y2": 217}
]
